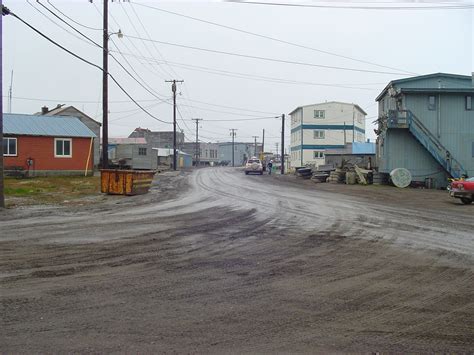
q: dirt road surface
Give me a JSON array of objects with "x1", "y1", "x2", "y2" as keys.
[{"x1": 1, "y1": 168, "x2": 474, "y2": 353}]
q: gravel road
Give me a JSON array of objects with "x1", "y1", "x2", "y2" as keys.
[{"x1": 1, "y1": 167, "x2": 473, "y2": 353}]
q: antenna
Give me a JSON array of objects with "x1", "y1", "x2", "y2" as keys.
[{"x1": 8, "y1": 70, "x2": 13, "y2": 113}]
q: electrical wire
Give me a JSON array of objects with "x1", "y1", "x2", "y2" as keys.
[
  {"x1": 224, "y1": 0, "x2": 474, "y2": 10},
  {"x1": 133, "y1": 2, "x2": 417, "y2": 75},
  {"x1": 37, "y1": 1, "x2": 171, "y2": 105},
  {"x1": 47, "y1": 0, "x2": 102, "y2": 31},
  {"x1": 4, "y1": 6, "x2": 171, "y2": 125},
  {"x1": 123, "y1": 34, "x2": 411, "y2": 76}
]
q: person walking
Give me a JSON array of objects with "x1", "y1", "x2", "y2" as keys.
[{"x1": 267, "y1": 160, "x2": 273, "y2": 175}]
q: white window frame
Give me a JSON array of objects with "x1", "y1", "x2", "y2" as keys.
[
  {"x1": 313, "y1": 130, "x2": 325, "y2": 139},
  {"x1": 313, "y1": 110, "x2": 325, "y2": 119},
  {"x1": 54, "y1": 138, "x2": 72, "y2": 158},
  {"x1": 3, "y1": 137, "x2": 18, "y2": 156},
  {"x1": 313, "y1": 150, "x2": 324, "y2": 159}
]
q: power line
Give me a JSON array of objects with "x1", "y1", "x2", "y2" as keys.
[
  {"x1": 133, "y1": 2, "x2": 417, "y2": 75},
  {"x1": 128, "y1": 53, "x2": 383, "y2": 90},
  {"x1": 123, "y1": 34, "x2": 411, "y2": 76},
  {"x1": 36, "y1": 1, "x2": 171, "y2": 105},
  {"x1": 47, "y1": 0, "x2": 102, "y2": 31},
  {"x1": 224, "y1": 0, "x2": 474, "y2": 10},
  {"x1": 5, "y1": 7, "x2": 171, "y2": 125}
]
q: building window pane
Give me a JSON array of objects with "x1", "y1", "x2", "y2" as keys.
[
  {"x1": 138, "y1": 147, "x2": 147, "y2": 156},
  {"x1": 466, "y1": 96, "x2": 472, "y2": 110},
  {"x1": 3, "y1": 137, "x2": 17, "y2": 156},
  {"x1": 313, "y1": 110, "x2": 325, "y2": 119},
  {"x1": 313, "y1": 151, "x2": 324, "y2": 159},
  {"x1": 428, "y1": 95, "x2": 436, "y2": 110},
  {"x1": 313, "y1": 130, "x2": 325, "y2": 139},
  {"x1": 55, "y1": 138, "x2": 72, "y2": 157}
]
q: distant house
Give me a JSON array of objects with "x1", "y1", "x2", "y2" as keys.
[
  {"x1": 129, "y1": 127, "x2": 184, "y2": 149},
  {"x1": 108, "y1": 137, "x2": 157, "y2": 170},
  {"x1": 218, "y1": 142, "x2": 263, "y2": 166},
  {"x1": 3, "y1": 113, "x2": 96, "y2": 176},
  {"x1": 375, "y1": 72, "x2": 474, "y2": 187},
  {"x1": 156, "y1": 148, "x2": 192, "y2": 168},
  {"x1": 289, "y1": 101, "x2": 367, "y2": 168},
  {"x1": 38, "y1": 105, "x2": 101, "y2": 169},
  {"x1": 181, "y1": 142, "x2": 220, "y2": 166}
]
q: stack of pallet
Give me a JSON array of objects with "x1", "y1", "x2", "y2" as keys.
[{"x1": 327, "y1": 169, "x2": 346, "y2": 183}]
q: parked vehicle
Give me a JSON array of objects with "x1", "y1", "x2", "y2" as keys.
[
  {"x1": 244, "y1": 157, "x2": 263, "y2": 175},
  {"x1": 449, "y1": 177, "x2": 474, "y2": 204}
]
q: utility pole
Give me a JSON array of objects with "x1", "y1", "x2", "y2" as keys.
[
  {"x1": 262, "y1": 129, "x2": 265, "y2": 154},
  {"x1": 281, "y1": 114, "x2": 285, "y2": 175},
  {"x1": 101, "y1": 0, "x2": 109, "y2": 169},
  {"x1": 352, "y1": 107, "x2": 355, "y2": 142},
  {"x1": 252, "y1": 135, "x2": 258, "y2": 156},
  {"x1": 0, "y1": 3, "x2": 5, "y2": 208},
  {"x1": 192, "y1": 118, "x2": 203, "y2": 167},
  {"x1": 230, "y1": 129, "x2": 237, "y2": 167},
  {"x1": 165, "y1": 79, "x2": 184, "y2": 171}
]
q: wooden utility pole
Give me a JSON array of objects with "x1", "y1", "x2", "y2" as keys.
[
  {"x1": 262, "y1": 129, "x2": 265, "y2": 154},
  {"x1": 230, "y1": 129, "x2": 237, "y2": 167},
  {"x1": 165, "y1": 79, "x2": 184, "y2": 170},
  {"x1": 102, "y1": 0, "x2": 109, "y2": 169},
  {"x1": 252, "y1": 135, "x2": 258, "y2": 156},
  {"x1": 192, "y1": 118, "x2": 203, "y2": 167},
  {"x1": 281, "y1": 114, "x2": 285, "y2": 175},
  {"x1": 0, "y1": 2, "x2": 5, "y2": 208}
]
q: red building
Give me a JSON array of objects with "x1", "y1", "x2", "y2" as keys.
[{"x1": 3, "y1": 113, "x2": 97, "y2": 176}]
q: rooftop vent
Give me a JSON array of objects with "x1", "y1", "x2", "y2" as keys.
[{"x1": 41, "y1": 106, "x2": 48, "y2": 115}]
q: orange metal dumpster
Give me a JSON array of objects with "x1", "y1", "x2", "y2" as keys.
[{"x1": 100, "y1": 169, "x2": 155, "y2": 195}]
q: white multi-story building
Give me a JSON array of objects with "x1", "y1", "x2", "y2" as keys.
[{"x1": 289, "y1": 101, "x2": 367, "y2": 167}]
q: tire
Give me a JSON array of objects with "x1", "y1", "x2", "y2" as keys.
[
  {"x1": 460, "y1": 197, "x2": 473, "y2": 205},
  {"x1": 260, "y1": 172, "x2": 263, "y2": 175},
  {"x1": 245, "y1": 171, "x2": 249, "y2": 175}
]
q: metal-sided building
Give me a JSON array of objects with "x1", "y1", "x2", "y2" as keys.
[
  {"x1": 181, "y1": 142, "x2": 220, "y2": 166},
  {"x1": 218, "y1": 142, "x2": 263, "y2": 166},
  {"x1": 108, "y1": 137, "x2": 157, "y2": 170},
  {"x1": 289, "y1": 101, "x2": 367, "y2": 168},
  {"x1": 375, "y1": 73, "x2": 474, "y2": 188}
]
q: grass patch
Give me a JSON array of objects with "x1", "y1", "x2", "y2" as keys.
[{"x1": 4, "y1": 176, "x2": 101, "y2": 207}]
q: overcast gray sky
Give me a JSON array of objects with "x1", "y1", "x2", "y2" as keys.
[{"x1": 2, "y1": 0, "x2": 473, "y2": 152}]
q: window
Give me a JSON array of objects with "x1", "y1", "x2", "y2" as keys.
[
  {"x1": 313, "y1": 151, "x2": 324, "y2": 159},
  {"x1": 313, "y1": 130, "x2": 325, "y2": 139},
  {"x1": 138, "y1": 147, "x2": 147, "y2": 156},
  {"x1": 466, "y1": 96, "x2": 472, "y2": 110},
  {"x1": 314, "y1": 110, "x2": 325, "y2": 119},
  {"x1": 428, "y1": 95, "x2": 436, "y2": 110},
  {"x1": 54, "y1": 138, "x2": 72, "y2": 157},
  {"x1": 3, "y1": 137, "x2": 17, "y2": 156}
]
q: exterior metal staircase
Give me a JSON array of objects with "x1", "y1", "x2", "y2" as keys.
[{"x1": 387, "y1": 109, "x2": 467, "y2": 179}]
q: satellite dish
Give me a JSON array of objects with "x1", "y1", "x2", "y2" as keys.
[{"x1": 390, "y1": 168, "x2": 412, "y2": 188}]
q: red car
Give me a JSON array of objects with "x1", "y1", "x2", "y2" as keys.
[{"x1": 449, "y1": 177, "x2": 474, "y2": 205}]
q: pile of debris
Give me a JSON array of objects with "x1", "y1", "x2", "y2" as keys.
[{"x1": 293, "y1": 161, "x2": 384, "y2": 186}]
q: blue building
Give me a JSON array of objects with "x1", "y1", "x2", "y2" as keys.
[{"x1": 375, "y1": 73, "x2": 474, "y2": 188}]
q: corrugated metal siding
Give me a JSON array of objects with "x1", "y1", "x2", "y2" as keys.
[
  {"x1": 395, "y1": 75, "x2": 472, "y2": 90},
  {"x1": 404, "y1": 92, "x2": 474, "y2": 176},
  {"x1": 4, "y1": 114, "x2": 96, "y2": 138},
  {"x1": 380, "y1": 129, "x2": 448, "y2": 187}
]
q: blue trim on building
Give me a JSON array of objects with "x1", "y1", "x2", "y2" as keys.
[
  {"x1": 291, "y1": 124, "x2": 365, "y2": 134},
  {"x1": 291, "y1": 144, "x2": 346, "y2": 152}
]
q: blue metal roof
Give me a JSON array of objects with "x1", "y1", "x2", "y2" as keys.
[{"x1": 3, "y1": 113, "x2": 96, "y2": 138}]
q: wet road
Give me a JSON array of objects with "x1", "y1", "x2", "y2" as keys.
[{"x1": 1, "y1": 167, "x2": 474, "y2": 353}]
